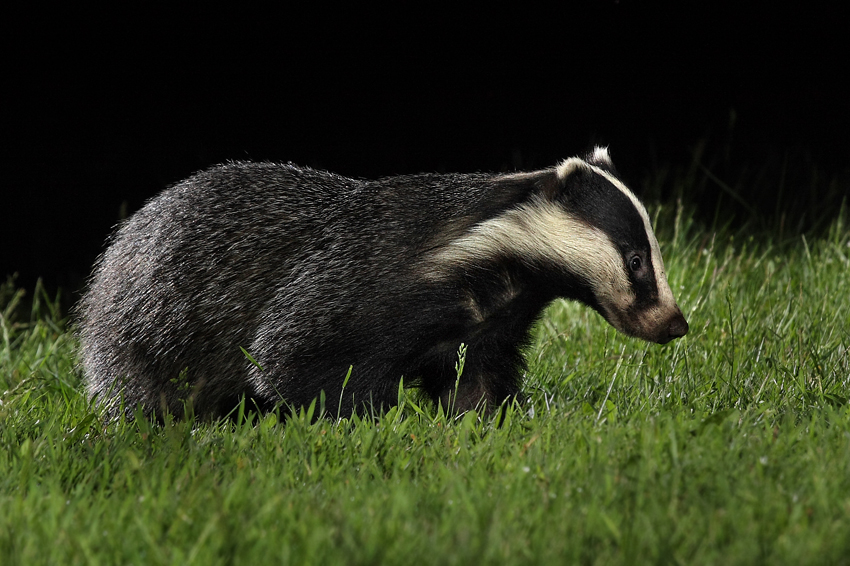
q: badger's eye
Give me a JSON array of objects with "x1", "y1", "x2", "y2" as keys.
[{"x1": 628, "y1": 255, "x2": 642, "y2": 273}]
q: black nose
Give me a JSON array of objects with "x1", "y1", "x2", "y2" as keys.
[
  {"x1": 654, "y1": 313, "x2": 689, "y2": 344},
  {"x1": 667, "y1": 315, "x2": 689, "y2": 340}
]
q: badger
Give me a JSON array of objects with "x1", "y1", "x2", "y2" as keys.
[{"x1": 77, "y1": 147, "x2": 688, "y2": 420}]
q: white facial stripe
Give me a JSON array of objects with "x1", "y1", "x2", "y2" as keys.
[{"x1": 426, "y1": 198, "x2": 634, "y2": 319}]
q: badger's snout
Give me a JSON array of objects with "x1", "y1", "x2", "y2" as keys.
[
  {"x1": 655, "y1": 311, "x2": 689, "y2": 344},
  {"x1": 604, "y1": 306, "x2": 689, "y2": 345}
]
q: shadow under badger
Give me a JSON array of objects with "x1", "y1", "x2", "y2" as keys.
[{"x1": 78, "y1": 147, "x2": 688, "y2": 420}]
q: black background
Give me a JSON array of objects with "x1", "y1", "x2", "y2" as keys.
[{"x1": 4, "y1": 3, "x2": 848, "y2": 300}]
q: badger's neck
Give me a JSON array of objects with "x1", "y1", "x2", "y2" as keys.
[
  {"x1": 425, "y1": 194, "x2": 617, "y2": 292},
  {"x1": 421, "y1": 192, "x2": 613, "y2": 331}
]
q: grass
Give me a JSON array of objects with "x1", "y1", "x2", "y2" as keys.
[{"x1": 2, "y1": 199, "x2": 850, "y2": 564}]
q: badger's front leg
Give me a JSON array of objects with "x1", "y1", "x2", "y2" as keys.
[
  {"x1": 437, "y1": 368, "x2": 518, "y2": 415},
  {"x1": 430, "y1": 338, "x2": 526, "y2": 416},
  {"x1": 438, "y1": 371, "x2": 491, "y2": 414},
  {"x1": 423, "y1": 279, "x2": 537, "y2": 416}
]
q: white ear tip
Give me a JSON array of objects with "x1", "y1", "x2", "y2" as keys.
[{"x1": 591, "y1": 146, "x2": 611, "y2": 165}]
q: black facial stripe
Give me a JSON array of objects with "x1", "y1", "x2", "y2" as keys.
[
  {"x1": 559, "y1": 169, "x2": 650, "y2": 252},
  {"x1": 628, "y1": 253, "x2": 659, "y2": 308},
  {"x1": 560, "y1": 168, "x2": 659, "y2": 306}
]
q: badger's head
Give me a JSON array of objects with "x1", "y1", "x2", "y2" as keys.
[
  {"x1": 546, "y1": 147, "x2": 689, "y2": 343},
  {"x1": 430, "y1": 146, "x2": 688, "y2": 344}
]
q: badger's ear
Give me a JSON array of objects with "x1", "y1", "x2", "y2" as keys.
[
  {"x1": 543, "y1": 157, "x2": 594, "y2": 200},
  {"x1": 585, "y1": 146, "x2": 618, "y2": 176}
]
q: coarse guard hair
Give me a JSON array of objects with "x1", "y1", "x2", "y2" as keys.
[{"x1": 77, "y1": 147, "x2": 688, "y2": 420}]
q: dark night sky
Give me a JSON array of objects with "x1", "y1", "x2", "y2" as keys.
[{"x1": 3, "y1": 3, "x2": 848, "y2": 299}]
